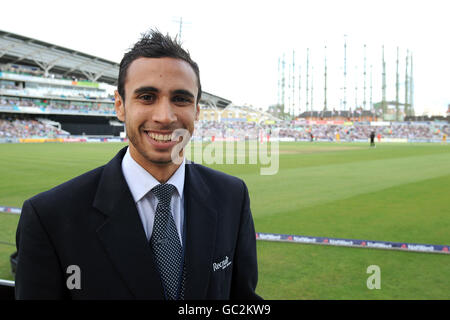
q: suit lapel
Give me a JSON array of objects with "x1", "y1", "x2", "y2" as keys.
[
  {"x1": 93, "y1": 147, "x2": 164, "y2": 300},
  {"x1": 183, "y1": 163, "x2": 218, "y2": 299}
]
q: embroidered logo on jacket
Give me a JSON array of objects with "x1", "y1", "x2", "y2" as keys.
[{"x1": 213, "y1": 256, "x2": 232, "y2": 272}]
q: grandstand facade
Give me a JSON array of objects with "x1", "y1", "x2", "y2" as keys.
[
  {"x1": 0, "y1": 29, "x2": 121, "y2": 139},
  {"x1": 0, "y1": 29, "x2": 235, "y2": 140}
]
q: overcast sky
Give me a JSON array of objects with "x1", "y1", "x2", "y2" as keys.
[{"x1": 2, "y1": 0, "x2": 449, "y2": 115}]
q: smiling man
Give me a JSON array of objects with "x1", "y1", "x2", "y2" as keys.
[
  {"x1": 15, "y1": 30, "x2": 261, "y2": 300},
  {"x1": 115, "y1": 55, "x2": 198, "y2": 181}
]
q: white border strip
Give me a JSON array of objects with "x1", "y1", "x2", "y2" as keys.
[
  {"x1": 0, "y1": 279, "x2": 14, "y2": 287},
  {"x1": 0, "y1": 206, "x2": 21, "y2": 215},
  {"x1": 256, "y1": 232, "x2": 450, "y2": 255}
]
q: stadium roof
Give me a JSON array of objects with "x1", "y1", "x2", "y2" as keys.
[
  {"x1": 0, "y1": 29, "x2": 119, "y2": 85},
  {"x1": 199, "y1": 91, "x2": 231, "y2": 109},
  {"x1": 0, "y1": 29, "x2": 232, "y2": 108}
]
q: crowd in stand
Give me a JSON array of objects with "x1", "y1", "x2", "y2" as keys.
[
  {"x1": 194, "y1": 120, "x2": 448, "y2": 141},
  {"x1": 0, "y1": 97, "x2": 115, "y2": 114},
  {"x1": 0, "y1": 64, "x2": 44, "y2": 77},
  {"x1": 275, "y1": 122, "x2": 444, "y2": 141},
  {"x1": 0, "y1": 114, "x2": 68, "y2": 138},
  {"x1": 1, "y1": 65, "x2": 114, "y2": 102},
  {"x1": 0, "y1": 114, "x2": 447, "y2": 140},
  {"x1": 2, "y1": 65, "x2": 448, "y2": 141},
  {"x1": 1, "y1": 64, "x2": 96, "y2": 83},
  {"x1": 0, "y1": 82, "x2": 113, "y2": 101},
  {"x1": 195, "y1": 121, "x2": 261, "y2": 139}
]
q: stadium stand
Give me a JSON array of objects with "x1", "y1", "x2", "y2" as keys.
[
  {"x1": 0, "y1": 29, "x2": 448, "y2": 143},
  {"x1": 193, "y1": 119, "x2": 449, "y2": 142},
  {"x1": 0, "y1": 113, "x2": 68, "y2": 138},
  {"x1": 0, "y1": 29, "x2": 234, "y2": 139},
  {"x1": 0, "y1": 28, "x2": 120, "y2": 137}
]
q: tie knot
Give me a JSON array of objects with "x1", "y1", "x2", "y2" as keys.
[{"x1": 151, "y1": 183, "x2": 176, "y2": 206}]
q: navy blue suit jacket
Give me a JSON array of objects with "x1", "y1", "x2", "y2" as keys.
[{"x1": 15, "y1": 147, "x2": 260, "y2": 300}]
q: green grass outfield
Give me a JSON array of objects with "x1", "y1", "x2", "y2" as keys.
[{"x1": 0, "y1": 141, "x2": 449, "y2": 299}]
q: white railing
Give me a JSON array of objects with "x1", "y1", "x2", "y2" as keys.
[{"x1": 0, "y1": 279, "x2": 14, "y2": 287}]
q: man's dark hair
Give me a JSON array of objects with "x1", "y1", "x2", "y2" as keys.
[{"x1": 118, "y1": 29, "x2": 202, "y2": 103}]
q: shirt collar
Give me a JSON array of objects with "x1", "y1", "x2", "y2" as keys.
[{"x1": 121, "y1": 147, "x2": 185, "y2": 203}]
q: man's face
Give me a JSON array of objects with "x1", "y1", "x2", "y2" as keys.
[{"x1": 115, "y1": 57, "x2": 199, "y2": 167}]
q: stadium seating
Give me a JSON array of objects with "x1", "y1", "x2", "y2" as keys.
[
  {"x1": 0, "y1": 114, "x2": 69, "y2": 138},
  {"x1": 193, "y1": 120, "x2": 448, "y2": 142},
  {"x1": 1, "y1": 64, "x2": 449, "y2": 141}
]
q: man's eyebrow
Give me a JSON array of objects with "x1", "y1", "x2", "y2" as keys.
[
  {"x1": 133, "y1": 86, "x2": 159, "y2": 96},
  {"x1": 133, "y1": 87, "x2": 195, "y2": 99},
  {"x1": 171, "y1": 89, "x2": 195, "y2": 99}
]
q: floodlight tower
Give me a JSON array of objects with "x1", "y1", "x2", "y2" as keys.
[
  {"x1": 370, "y1": 64, "x2": 373, "y2": 113},
  {"x1": 311, "y1": 66, "x2": 314, "y2": 112},
  {"x1": 173, "y1": 16, "x2": 190, "y2": 42},
  {"x1": 405, "y1": 49, "x2": 409, "y2": 119},
  {"x1": 306, "y1": 48, "x2": 310, "y2": 113},
  {"x1": 324, "y1": 45, "x2": 328, "y2": 111},
  {"x1": 292, "y1": 50, "x2": 296, "y2": 117},
  {"x1": 288, "y1": 59, "x2": 291, "y2": 115},
  {"x1": 381, "y1": 45, "x2": 387, "y2": 116},
  {"x1": 355, "y1": 65, "x2": 358, "y2": 111},
  {"x1": 363, "y1": 44, "x2": 367, "y2": 110},
  {"x1": 281, "y1": 53, "x2": 286, "y2": 112},
  {"x1": 396, "y1": 47, "x2": 400, "y2": 121},
  {"x1": 298, "y1": 65, "x2": 301, "y2": 115},
  {"x1": 277, "y1": 57, "x2": 280, "y2": 106},
  {"x1": 178, "y1": 17, "x2": 183, "y2": 40},
  {"x1": 343, "y1": 35, "x2": 348, "y2": 111},
  {"x1": 409, "y1": 53, "x2": 414, "y2": 116}
]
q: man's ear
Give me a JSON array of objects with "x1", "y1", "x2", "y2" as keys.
[
  {"x1": 115, "y1": 90, "x2": 125, "y2": 122},
  {"x1": 195, "y1": 104, "x2": 200, "y2": 121}
]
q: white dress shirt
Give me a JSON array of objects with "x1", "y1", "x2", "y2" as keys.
[{"x1": 121, "y1": 148, "x2": 185, "y2": 245}]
